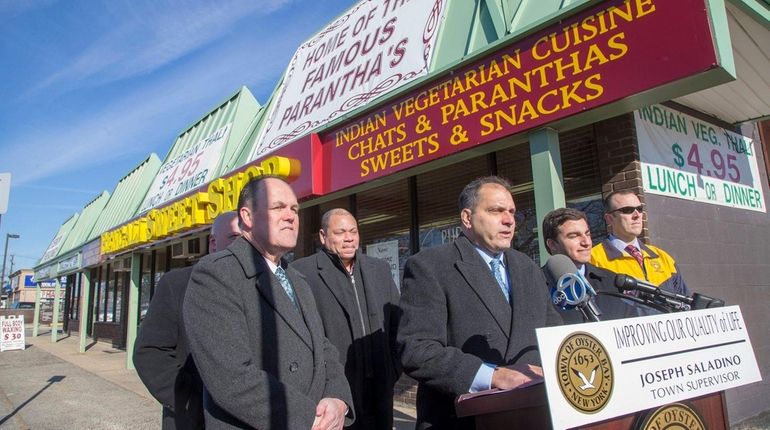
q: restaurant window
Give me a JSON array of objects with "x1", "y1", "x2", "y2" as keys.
[
  {"x1": 416, "y1": 155, "x2": 491, "y2": 250},
  {"x1": 96, "y1": 266, "x2": 107, "y2": 322},
  {"x1": 67, "y1": 273, "x2": 79, "y2": 320},
  {"x1": 559, "y1": 125, "x2": 607, "y2": 242},
  {"x1": 358, "y1": 178, "x2": 412, "y2": 282},
  {"x1": 153, "y1": 247, "x2": 168, "y2": 298},
  {"x1": 496, "y1": 142, "x2": 539, "y2": 260},
  {"x1": 114, "y1": 269, "x2": 126, "y2": 323},
  {"x1": 139, "y1": 252, "x2": 153, "y2": 321},
  {"x1": 105, "y1": 265, "x2": 115, "y2": 322}
]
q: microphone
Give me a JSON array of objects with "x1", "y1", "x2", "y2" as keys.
[
  {"x1": 614, "y1": 274, "x2": 725, "y2": 311},
  {"x1": 614, "y1": 274, "x2": 692, "y2": 311},
  {"x1": 545, "y1": 255, "x2": 602, "y2": 322}
]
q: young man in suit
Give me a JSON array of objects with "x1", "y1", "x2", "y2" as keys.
[
  {"x1": 292, "y1": 208, "x2": 400, "y2": 430},
  {"x1": 541, "y1": 207, "x2": 642, "y2": 323},
  {"x1": 134, "y1": 211, "x2": 240, "y2": 429},
  {"x1": 183, "y1": 176, "x2": 352, "y2": 430},
  {"x1": 398, "y1": 176, "x2": 562, "y2": 429}
]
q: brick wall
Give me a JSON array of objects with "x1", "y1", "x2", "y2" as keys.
[
  {"x1": 595, "y1": 112, "x2": 770, "y2": 423},
  {"x1": 594, "y1": 113, "x2": 650, "y2": 241}
]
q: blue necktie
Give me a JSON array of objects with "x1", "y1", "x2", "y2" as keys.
[
  {"x1": 489, "y1": 258, "x2": 510, "y2": 303},
  {"x1": 275, "y1": 267, "x2": 298, "y2": 308}
]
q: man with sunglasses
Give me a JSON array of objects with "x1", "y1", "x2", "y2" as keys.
[{"x1": 591, "y1": 190, "x2": 689, "y2": 296}]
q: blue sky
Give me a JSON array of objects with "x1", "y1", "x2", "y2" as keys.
[{"x1": 0, "y1": 0, "x2": 352, "y2": 274}]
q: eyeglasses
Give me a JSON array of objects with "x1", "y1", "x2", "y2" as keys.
[{"x1": 610, "y1": 205, "x2": 644, "y2": 215}]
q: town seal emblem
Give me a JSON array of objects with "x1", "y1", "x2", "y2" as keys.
[{"x1": 557, "y1": 331, "x2": 613, "y2": 413}]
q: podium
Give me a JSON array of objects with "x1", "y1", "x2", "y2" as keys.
[{"x1": 455, "y1": 383, "x2": 729, "y2": 429}]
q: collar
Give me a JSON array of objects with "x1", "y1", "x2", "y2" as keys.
[
  {"x1": 321, "y1": 248, "x2": 356, "y2": 274},
  {"x1": 473, "y1": 245, "x2": 505, "y2": 269},
  {"x1": 601, "y1": 236, "x2": 659, "y2": 260},
  {"x1": 608, "y1": 234, "x2": 641, "y2": 254},
  {"x1": 263, "y1": 256, "x2": 279, "y2": 274}
]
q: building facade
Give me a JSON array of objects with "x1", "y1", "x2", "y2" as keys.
[{"x1": 33, "y1": 0, "x2": 770, "y2": 423}]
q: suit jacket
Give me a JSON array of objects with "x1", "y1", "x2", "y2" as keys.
[
  {"x1": 291, "y1": 249, "x2": 400, "y2": 430},
  {"x1": 183, "y1": 237, "x2": 353, "y2": 429},
  {"x1": 134, "y1": 266, "x2": 204, "y2": 430},
  {"x1": 398, "y1": 234, "x2": 563, "y2": 429},
  {"x1": 543, "y1": 262, "x2": 648, "y2": 324}
]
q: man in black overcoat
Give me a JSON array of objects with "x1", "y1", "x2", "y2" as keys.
[
  {"x1": 292, "y1": 208, "x2": 400, "y2": 430},
  {"x1": 133, "y1": 211, "x2": 240, "y2": 429},
  {"x1": 183, "y1": 177, "x2": 353, "y2": 430},
  {"x1": 398, "y1": 176, "x2": 563, "y2": 429}
]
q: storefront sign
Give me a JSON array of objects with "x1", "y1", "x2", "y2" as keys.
[
  {"x1": 81, "y1": 239, "x2": 102, "y2": 267},
  {"x1": 536, "y1": 306, "x2": 761, "y2": 430},
  {"x1": 637, "y1": 104, "x2": 765, "y2": 212},
  {"x1": 1, "y1": 315, "x2": 25, "y2": 352},
  {"x1": 0, "y1": 172, "x2": 10, "y2": 215},
  {"x1": 34, "y1": 265, "x2": 54, "y2": 282},
  {"x1": 57, "y1": 254, "x2": 81, "y2": 273},
  {"x1": 366, "y1": 240, "x2": 400, "y2": 290},
  {"x1": 140, "y1": 123, "x2": 232, "y2": 212},
  {"x1": 101, "y1": 155, "x2": 301, "y2": 255},
  {"x1": 40, "y1": 289, "x2": 65, "y2": 300},
  {"x1": 322, "y1": 0, "x2": 727, "y2": 193},
  {"x1": 23, "y1": 275, "x2": 36, "y2": 287},
  {"x1": 40, "y1": 232, "x2": 65, "y2": 264},
  {"x1": 252, "y1": 0, "x2": 446, "y2": 158}
]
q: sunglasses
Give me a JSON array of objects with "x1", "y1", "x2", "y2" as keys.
[{"x1": 610, "y1": 205, "x2": 644, "y2": 215}]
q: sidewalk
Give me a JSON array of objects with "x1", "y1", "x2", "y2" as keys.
[{"x1": 13, "y1": 327, "x2": 418, "y2": 429}]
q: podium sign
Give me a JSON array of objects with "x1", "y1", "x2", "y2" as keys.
[
  {"x1": 536, "y1": 306, "x2": 761, "y2": 430},
  {"x1": 1, "y1": 315, "x2": 25, "y2": 352}
]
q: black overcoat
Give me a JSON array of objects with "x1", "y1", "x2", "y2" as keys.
[
  {"x1": 134, "y1": 266, "x2": 204, "y2": 430},
  {"x1": 398, "y1": 234, "x2": 563, "y2": 429},
  {"x1": 183, "y1": 237, "x2": 353, "y2": 429},
  {"x1": 292, "y1": 249, "x2": 400, "y2": 430}
]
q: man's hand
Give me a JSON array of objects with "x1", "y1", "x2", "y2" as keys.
[
  {"x1": 491, "y1": 363, "x2": 544, "y2": 390},
  {"x1": 311, "y1": 397, "x2": 347, "y2": 430}
]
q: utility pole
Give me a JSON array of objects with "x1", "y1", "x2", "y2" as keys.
[{"x1": 1, "y1": 233, "x2": 20, "y2": 287}]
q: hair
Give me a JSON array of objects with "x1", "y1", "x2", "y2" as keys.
[
  {"x1": 237, "y1": 175, "x2": 285, "y2": 211},
  {"x1": 603, "y1": 189, "x2": 639, "y2": 212},
  {"x1": 236, "y1": 175, "x2": 286, "y2": 228},
  {"x1": 320, "y1": 208, "x2": 354, "y2": 231},
  {"x1": 458, "y1": 176, "x2": 513, "y2": 212},
  {"x1": 541, "y1": 208, "x2": 588, "y2": 254}
]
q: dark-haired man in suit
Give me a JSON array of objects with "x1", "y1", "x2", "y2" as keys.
[{"x1": 398, "y1": 176, "x2": 562, "y2": 429}]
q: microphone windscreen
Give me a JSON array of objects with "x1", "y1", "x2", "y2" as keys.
[
  {"x1": 614, "y1": 274, "x2": 634, "y2": 290},
  {"x1": 545, "y1": 254, "x2": 578, "y2": 281}
]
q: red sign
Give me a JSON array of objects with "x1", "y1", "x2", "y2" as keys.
[{"x1": 321, "y1": 0, "x2": 721, "y2": 193}]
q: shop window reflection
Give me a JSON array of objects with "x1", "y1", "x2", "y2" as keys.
[{"x1": 358, "y1": 179, "x2": 411, "y2": 284}]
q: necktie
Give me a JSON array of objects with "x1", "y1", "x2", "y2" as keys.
[
  {"x1": 623, "y1": 245, "x2": 645, "y2": 297},
  {"x1": 275, "y1": 267, "x2": 298, "y2": 309},
  {"x1": 624, "y1": 244, "x2": 645, "y2": 269},
  {"x1": 489, "y1": 258, "x2": 510, "y2": 303}
]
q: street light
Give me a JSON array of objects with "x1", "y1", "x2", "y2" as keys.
[{"x1": 1, "y1": 233, "x2": 20, "y2": 288}]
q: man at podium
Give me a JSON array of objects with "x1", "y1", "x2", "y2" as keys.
[{"x1": 398, "y1": 176, "x2": 563, "y2": 429}]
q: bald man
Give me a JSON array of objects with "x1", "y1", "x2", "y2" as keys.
[
  {"x1": 134, "y1": 211, "x2": 240, "y2": 430},
  {"x1": 291, "y1": 208, "x2": 401, "y2": 430}
]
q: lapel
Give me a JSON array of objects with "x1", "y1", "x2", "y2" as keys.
[
  {"x1": 356, "y1": 253, "x2": 384, "y2": 332},
  {"x1": 503, "y1": 248, "x2": 525, "y2": 358},
  {"x1": 316, "y1": 251, "x2": 354, "y2": 321},
  {"x1": 230, "y1": 238, "x2": 312, "y2": 349},
  {"x1": 454, "y1": 235, "x2": 512, "y2": 337}
]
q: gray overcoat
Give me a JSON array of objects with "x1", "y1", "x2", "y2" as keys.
[
  {"x1": 183, "y1": 237, "x2": 353, "y2": 429},
  {"x1": 398, "y1": 234, "x2": 563, "y2": 429}
]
